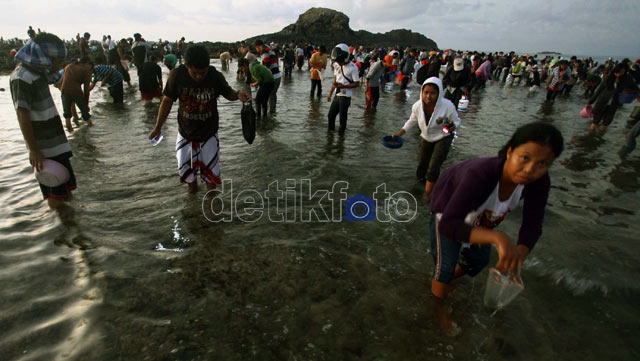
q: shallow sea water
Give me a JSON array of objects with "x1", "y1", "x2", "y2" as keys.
[{"x1": 0, "y1": 61, "x2": 638, "y2": 361}]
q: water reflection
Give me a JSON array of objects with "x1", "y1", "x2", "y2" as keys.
[{"x1": 562, "y1": 133, "x2": 605, "y2": 171}]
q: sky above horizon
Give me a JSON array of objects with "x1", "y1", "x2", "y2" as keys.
[{"x1": 1, "y1": 0, "x2": 638, "y2": 58}]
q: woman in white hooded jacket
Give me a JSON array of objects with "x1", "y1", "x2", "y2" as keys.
[{"x1": 393, "y1": 77, "x2": 461, "y2": 196}]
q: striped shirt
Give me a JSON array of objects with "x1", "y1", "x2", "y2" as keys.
[
  {"x1": 10, "y1": 65, "x2": 72, "y2": 158},
  {"x1": 93, "y1": 65, "x2": 123, "y2": 87}
]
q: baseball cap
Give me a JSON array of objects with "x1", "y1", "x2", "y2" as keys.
[{"x1": 454, "y1": 57, "x2": 464, "y2": 71}]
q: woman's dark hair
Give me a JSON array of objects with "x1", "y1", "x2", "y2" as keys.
[
  {"x1": 185, "y1": 45, "x2": 209, "y2": 68},
  {"x1": 604, "y1": 62, "x2": 628, "y2": 89},
  {"x1": 498, "y1": 122, "x2": 564, "y2": 159}
]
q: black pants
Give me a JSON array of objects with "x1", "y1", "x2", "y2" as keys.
[
  {"x1": 109, "y1": 82, "x2": 124, "y2": 103},
  {"x1": 311, "y1": 79, "x2": 322, "y2": 97},
  {"x1": 546, "y1": 88, "x2": 559, "y2": 101},
  {"x1": 255, "y1": 82, "x2": 275, "y2": 118},
  {"x1": 444, "y1": 88, "x2": 464, "y2": 109},
  {"x1": 502, "y1": 67, "x2": 510, "y2": 82},
  {"x1": 563, "y1": 83, "x2": 575, "y2": 95},
  {"x1": 417, "y1": 135, "x2": 453, "y2": 182},
  {"x1": 592, "y1": 104, "x2": 618, "y2": 126},
  {"x1": 328, "y1": 96, "x2": 351, "y2": 134},
  {"x1": 370, "y1": 86, "x2": 380, "y2": 108},
  {"x1": 400, "y1": 75, "x2": 410, "y2": 90},
  {"x1": 61, "y1": 93, "x2": 91, "y2": 120},
  {"x1": 476, "y1": 75, "x2": 487, "y2": 88},
  {"x1": 284, "y1": 63, "x2": 293, "y2": 77}
]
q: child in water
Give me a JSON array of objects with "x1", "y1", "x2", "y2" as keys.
[
  {"x1": 428, "y1": 122, "x2": 564, "y2": 336},
  {"x1": 393, "y1": 77, "x2": 460, "y2": 198}
]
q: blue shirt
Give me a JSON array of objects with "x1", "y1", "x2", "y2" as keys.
[{"x1": 92, "y1": 65, "x2": 123, "y2": 87}]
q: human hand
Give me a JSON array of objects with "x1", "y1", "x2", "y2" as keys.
[
  {"x1": 29, "y1": 148, "x2": 45, "y2": 172},
  {"x1": 392, "y1": 129, "x2": 405, "y2": 138},
  {"x1": 148, "y1": 127, "x2": 162, "y2": 140},
  {"x1": 238, "y1": 90, "x2": 251, "y2": 102},
  {"x1": 493, "y1": 232, "x2": 519, "y2": 274},
  {"x1": 327, "y1": 94, "x2": 332, "y2": 103}
]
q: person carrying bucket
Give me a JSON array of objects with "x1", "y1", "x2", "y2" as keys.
[
  {"x1": 11, "y1": 32, "x2": 78, "y2": 210},
  {"x1": 148, "y1": 45, "x2": 251, "y2": 194},
  {"x1": 442, "y1": 56, "x2": 472, "y2": 109}
]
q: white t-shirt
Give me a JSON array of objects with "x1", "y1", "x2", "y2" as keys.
[
  {"x1": 464, "y1": 183, "x2": 524, "y2": 229},
  {"x1": 333, "y1": 62, "x2": 360, "y2": 97},
  {"x1": 296, "y1": 47, "x2": 305, "y2": 57}
]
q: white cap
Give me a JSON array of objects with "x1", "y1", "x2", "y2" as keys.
[{"x1": 453, "y1": 57, "x2": 464, "y2": 71}]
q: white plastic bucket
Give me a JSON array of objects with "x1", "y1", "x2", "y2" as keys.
[
  {"x1": 458, "y1": 98, "x2": 469, "y2": 111},
  {"x1": 35, "y1": 159, "x2": 70, "y2": 187}
]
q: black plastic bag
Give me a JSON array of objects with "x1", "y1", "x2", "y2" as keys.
[{"x1": 241, "y1": 102, "x2": 256, "y2": 144}]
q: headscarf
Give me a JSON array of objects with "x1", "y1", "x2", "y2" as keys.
[{"x1": 14, "y1": 39, "x2": 67, "y2": 83}]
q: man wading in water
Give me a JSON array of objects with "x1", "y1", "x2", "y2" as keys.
[{"x1": 148, "y1": 45, "x2": 250, "y2": 193}]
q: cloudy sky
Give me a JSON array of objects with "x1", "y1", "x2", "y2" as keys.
[{"x1": 1, "y1": 0, "x2": 638, "y2": 57}]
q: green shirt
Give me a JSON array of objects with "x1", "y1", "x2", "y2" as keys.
[
  {"x1": 249, "y1": 61, "x2": 274, "y2": 85},
  {"x1": 164, "y1": 54, "x2": 177, "y2": 68}
]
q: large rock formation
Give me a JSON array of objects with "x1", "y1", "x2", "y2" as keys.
[{"x1": 245, "y1": 7, "x2": 438, "y2": 49}]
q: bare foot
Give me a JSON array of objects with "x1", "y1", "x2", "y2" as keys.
[
  {"x1": 442, "y1": 319, "x2": 462, "y2": 337},
  {"x1": 86, "y1": 119, "x2": 94, "y2": 127},
  {"x1": 435, "y1": 301, "x2": 462, "y2": 337},
  {"x1": 205, "y1": 182, "x2": 217, "y2": 191},
  {"x1": 187, "y1": 182, "x2": 198, "y2": 194},
  {"x1": 65, "y1": 121, "x2": 74, "y2": 133}
]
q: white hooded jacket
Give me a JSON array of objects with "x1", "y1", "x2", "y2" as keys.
[{"x1": 402, "y1": 77, "x2": 461, "y2": 142}]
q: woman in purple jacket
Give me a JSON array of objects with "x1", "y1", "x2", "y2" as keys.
[{"x1": 429, "y1": 122, "x2": 564, "y2": 336}]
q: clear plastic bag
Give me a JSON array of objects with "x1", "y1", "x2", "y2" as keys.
[{"x1": 483, "y1": 268, "x2": 524, "y2": 309}]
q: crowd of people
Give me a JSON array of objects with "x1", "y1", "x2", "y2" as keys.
[{"x1": 8, "y1": 27, "x2": 640, "y2": 338}]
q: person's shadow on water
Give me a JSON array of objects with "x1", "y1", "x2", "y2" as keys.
[
  {"x1": 53, "y1": 204, "x2": 94, "y2": 250},
  {"x1": 560, "y1": 133, "x2": 606, "y2": 172},
  {"x1": 324, "y1": 132, "x2": 345, "y2": 159}
]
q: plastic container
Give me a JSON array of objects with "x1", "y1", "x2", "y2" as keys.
[
  {"x1": 458, "y1": 96, "x2": 469, "y2": 111},
  {"x1": 381, "y1": 135, "x2": 404, "y2": 149},
  {"x1": 580, "y1": 105, "x2": 594, "y2": 118},
  {"x1": 483, "y1": 268, "x2": 524, "y2": 309},
  {"x1": 618, "y1": 93, "x2": 637, "y2": 104},
  {"x1": 35, "y1": 159, "x2": 70, "y2": 187},
  {"x1": 150, "y1": 135, "x2": 164, "y2": 146}
]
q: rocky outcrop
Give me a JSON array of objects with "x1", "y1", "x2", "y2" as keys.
[{"x1": 245, "y1": 7, "x2": 438, "y2": 49}]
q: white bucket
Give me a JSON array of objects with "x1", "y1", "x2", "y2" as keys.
[{"x1": 458, "y1": 98, "x2": 469, "y2": 111}]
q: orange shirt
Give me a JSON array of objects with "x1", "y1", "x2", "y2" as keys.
[{"x1": 309, "y1": 52, "x2": 327, "y2": 80}]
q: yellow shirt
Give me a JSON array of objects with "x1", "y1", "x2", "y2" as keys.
[{"x1": 309, "y1": 52, "x2": 327, "y2": 80}]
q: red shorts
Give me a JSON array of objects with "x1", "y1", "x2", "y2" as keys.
[{"x1": 141, "y1": 88, "x2": 162, "y2": 101}]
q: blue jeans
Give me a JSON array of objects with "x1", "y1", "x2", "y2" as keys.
[{"x1": 430, "y1": 213, "x2": 491, "y2": 283}]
